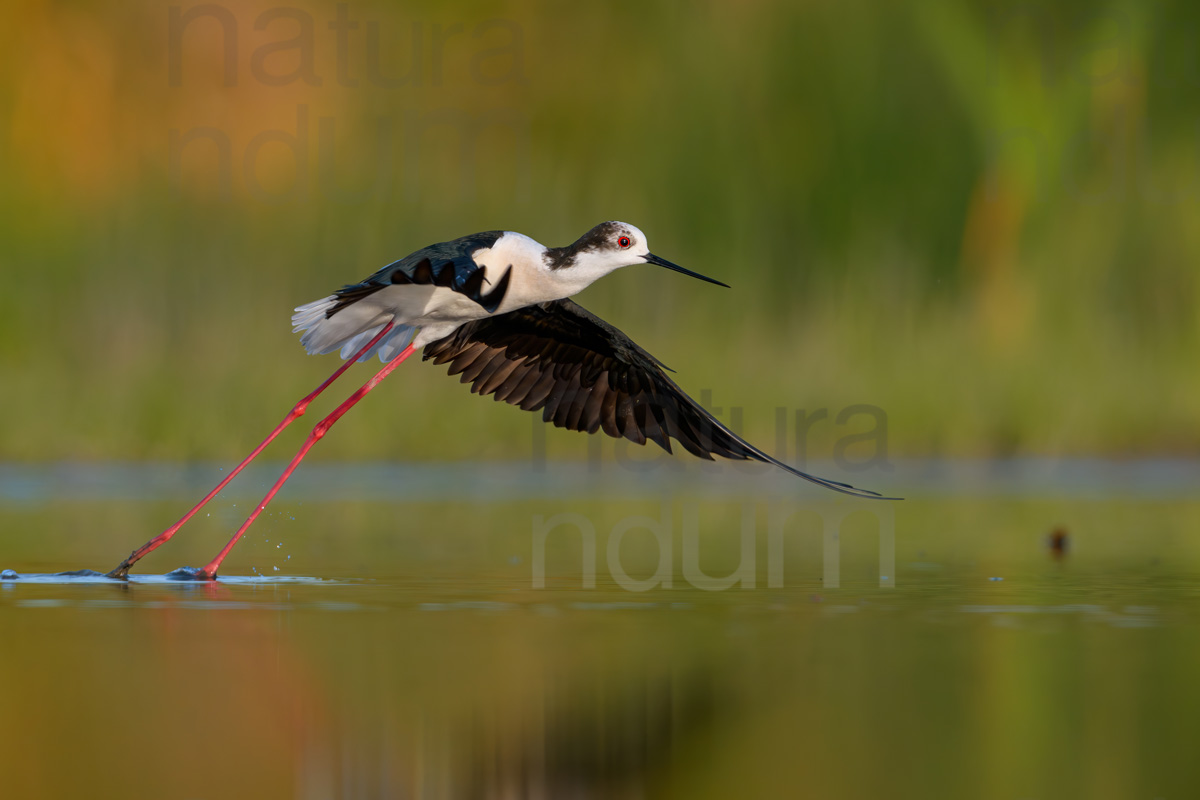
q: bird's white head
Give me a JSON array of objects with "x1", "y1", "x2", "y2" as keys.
[{"x1": 543, "y1": 221, "x2": 729, "y2": 294}]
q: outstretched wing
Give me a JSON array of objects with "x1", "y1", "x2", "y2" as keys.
[
  {"x1": 327, "y1": 230, "x2": 512, "y2": 317},
  {"x1": 423, "y1": 299, "x2": 895, "y2": 499}
]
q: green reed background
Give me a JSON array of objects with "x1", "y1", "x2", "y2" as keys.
[{"x1": 1, "y1": 0, "x2": 1197, "y2": 462}]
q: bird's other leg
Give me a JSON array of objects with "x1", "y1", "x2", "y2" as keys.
[
  {"x1": 197, "y1": 341, "x2": 418, "y2": 579},
  {"x1": 105, "y1": 323, "x2": 397, "y2": 580}
]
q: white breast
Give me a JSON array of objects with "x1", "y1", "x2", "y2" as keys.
[{"x1": 468, "y1": 231, "x2": 561, "y2": 314}]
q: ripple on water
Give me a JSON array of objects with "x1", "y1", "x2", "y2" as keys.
[{"x1": 0, "y1": 568, "x2": 341, "y2": 586}]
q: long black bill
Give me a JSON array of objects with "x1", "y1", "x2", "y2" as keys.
[{"x1": 644, "y1": 253, "x2": 730, "y2": 288}]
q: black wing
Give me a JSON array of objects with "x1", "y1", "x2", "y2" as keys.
[
  {"x1": 423, "y1": 299, "x2": 895, "y2": 499},
  {"x1": 327, "y1": 231, "x2": 512, "y2": 317}
]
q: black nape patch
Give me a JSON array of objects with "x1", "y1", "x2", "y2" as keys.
[{"x1": 543, "y1": 221, "x2": 625, "y2": 270}]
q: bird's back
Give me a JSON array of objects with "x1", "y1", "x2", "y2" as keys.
[{"x1": 291, "y1": 230, "x2": 516, "y2": 363}]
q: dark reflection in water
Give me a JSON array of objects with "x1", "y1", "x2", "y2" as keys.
[
  {"x1": 455, "y1": 664, "x2": 716, "y2": 799},
  {"x1": 276, "y1": 602, "x2": 736, "y2": 799}
]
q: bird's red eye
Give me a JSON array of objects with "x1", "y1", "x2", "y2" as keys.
[{"x1": 618, "y1": 236, "x2": 632, "y2": 248}]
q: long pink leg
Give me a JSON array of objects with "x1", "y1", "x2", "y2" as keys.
[
  {"x1": 106, "y1": 323, "x2": 397, "y2": 579},
  {"x1": 198, "y1": 341, "x2": 419, "y2": 579}
]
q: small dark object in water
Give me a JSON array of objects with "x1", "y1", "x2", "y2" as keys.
[
  {"x1": 1048, "y1": 526, "x2": 1069, "y2": 559},
  {"x1": 0, "y1": 569, "x2": 19, "y2": 580},
  {"x1": 164, "y1": 566, "x2": 214, "y2": 581}
]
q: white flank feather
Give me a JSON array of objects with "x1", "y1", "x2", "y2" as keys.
[{"x1": 291, "y1": 296, "x2": 416, "y2": 363}]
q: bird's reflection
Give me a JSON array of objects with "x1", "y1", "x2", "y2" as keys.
[
  {"x1": 293, "y1": 658, "x2": 723, "y2": 799},
  {"x1": 457, "y1": 665, "x2": 717, "y2": 798}
]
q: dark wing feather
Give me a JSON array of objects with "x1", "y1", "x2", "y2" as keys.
[
  {"x1": 327, "y1": 230, "x2": 511, "y2": 317},
  {"x1": 423, "y1": 299, "x2": 896, "y2": 500}
]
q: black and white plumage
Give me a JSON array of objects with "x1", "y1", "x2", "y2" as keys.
[
  {"x1": 107, "y1": 221, "x2": 891, "y2": 581},
  {"x1": 290, "y1": 222, "x2": 721, "y2": 361},
  {"x1": 294, "y1": 221, "x2": 889, "y2": 499},
  {"x1": 291, "y1": 230, "x2": 513, "y2": 363}
]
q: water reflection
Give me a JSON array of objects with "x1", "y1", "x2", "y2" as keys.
[
  {"x1": 2, "y1": 469, "x2": 1200, "y2": 798},
  {"x1": 1, "y1": 570, "x2": 1199, "y2": 798},
  {"x1": 377, "y1": 661, "x2": 720, "y2": 799}
]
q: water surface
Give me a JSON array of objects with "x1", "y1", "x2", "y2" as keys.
[{"x1": 1, "y1": 460, "x2": 1197, "y2": 799}]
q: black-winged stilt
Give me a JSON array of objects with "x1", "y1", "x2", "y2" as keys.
[{"x1": 108, "y1": 222, "x2": 895, "y2": 580}]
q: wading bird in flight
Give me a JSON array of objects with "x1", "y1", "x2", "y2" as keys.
[{"x1": 108, "y1": 222, "x2": 893, "y2": 580}]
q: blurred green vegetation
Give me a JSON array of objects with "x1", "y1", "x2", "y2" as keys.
[{"x1": 1, "y1": 0, "x2": 1198, "y2": 462}]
